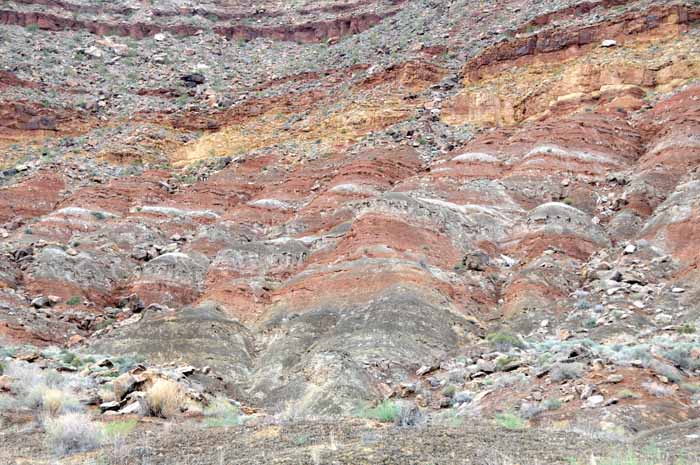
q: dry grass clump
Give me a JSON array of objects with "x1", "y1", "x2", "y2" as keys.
[
  {"x1": 145, "y1": 379, "x2": 185, "y2": 418},
  {"x1": 41, "y1": 388, "x2": 81, "y2": 416},
  {"x1": 550, "y1": 362, "x2": 584, "y2": 382},
  {"x1": 44, "y1": 412, "x2": 103, "y2": 456},
  {"x1": 204, "y1": 396, "x2": 241, "y2": 427},
  {"x1": 642, "y1": 381, "x2": 674, "y2": 397},
  {"x1": 1, "y1": 361, "x2": 82, "y2": 416}
]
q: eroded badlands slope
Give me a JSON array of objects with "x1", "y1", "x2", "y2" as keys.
[{"x1": 2, "y1": 0, "x2": 700, "y2": 438}]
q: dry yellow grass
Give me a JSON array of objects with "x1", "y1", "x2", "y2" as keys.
[
  {"x1": 145, "y1": 379, "x2": 185, "y2": 418},
  {"x1": 42, "y1": 388, "x2": 66, "y2": 417}
]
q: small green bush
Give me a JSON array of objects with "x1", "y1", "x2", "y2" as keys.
[
  {"x1": 66, "y1": 296, "x2": 81, "y2": 306},
  {"x1": 361, "y1": 400, "x2": 399, "y2": 423},
  {"x1": 494, "y1": 412, "x2": 526, "y2": 430},
  {"x1": 543, "y1": 398, "x2": 561, "y2": 410},
  {"x1": 496, "y1": 355, "x2": 517, "y2": 370},
  {"x1": 550, "y1": 362, "x2": 584, "y2": 382},
  {"x1": 486, "y1": 331, "x2": 525, "y2": 350},
  {"x1": 113, "y1": 355, "x2": 146, "y2": 374},
  {"x1": 60, "y1": 351, "x2": 82, "y2": 368},
  {"x1": 103, "y1": 419, "x2": 137, "y2": 438},
  {"x1": 680, "y1": 382, "x2": 700, "y2": 394},
  {"x1": 618, "y1": 389, "x2": 641, "y2": 400},
  {"x1": 441, "y1": 384, "x2": 457, "y2": 398},
  {"x1": 678, "y1": 323, "x2": 696, "y2": 334},
  {"x1": 204, "y1": 397, "x2": 240, "y2": 427}
]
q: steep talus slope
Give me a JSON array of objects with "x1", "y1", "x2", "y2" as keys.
[{"x1": 2, "y1": 0, "x2": 700, "y2": 440}]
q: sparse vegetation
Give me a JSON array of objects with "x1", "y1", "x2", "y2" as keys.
[
  {"x1": 677, "y1": 323, "x2": 695, "y2": 334},
  {"x1": 44, "y1": 412, "x2": 103, "y2": 456},
  {"x1": 494, "y1": 411, "x2": 526, "y2": 430},
  {"x1": 496, "y1": 355, "x2": 517, "y2": 370},
  {"x1": 543, "y1": 398, "x2": 562, "y2": 410},
  {"x1": 550, "y1": 362, "x2": 584, "y2": 382},
  {"x1": 41, "y1": 388, "x2": 81, "y2": 417},
  {"x1": 441, "y1": 384, "x2": 457, "y2": 398},
  {"x1": 66, "y1": 296, "x2": 82, "y2": 306},
  {"x1": 568, "y1": 448, "x2": 690, "y2": 465},
  {"x1": 680, "y1": 382, "x2": 700, "y2": 394},
  {"x1": 618, "y1": 389, "x2": 641, "y2": 400},
  {"x1": 102, "y1": 419, "x2": 138, "y2": 439},
  {"x1": 486, "y1": 331, "x2": 525, "y2": 350},
  {"x1": 642, "y1": 381, "x2": 674, "y2": 398},
  {"x1": 360, "y1": 400, "x2": 400, "y2": 423},
  {"x1": 204, "y1": 397, "x2": 240, "y2": 427},
  {"x1": 145, "y1": 379, "x2": 185, "y2": 418},
  {"x1": 1, "y1": 361, "x2": 84, "y2": 415}
]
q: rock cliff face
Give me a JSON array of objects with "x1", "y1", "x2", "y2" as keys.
[{"x1": 2, "y1": 0, "x2": 700, "y2": 437}]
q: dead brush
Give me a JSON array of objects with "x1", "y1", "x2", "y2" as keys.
[{"x1": 145, "y1": 379, "x2": 185, "y2": 418}]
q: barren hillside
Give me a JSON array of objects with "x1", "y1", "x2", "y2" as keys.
[{"x1": 2, "y1": 0, "x2": 700, "y2": 463}]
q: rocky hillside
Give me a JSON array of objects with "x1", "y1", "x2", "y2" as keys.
[{"x1": 2, "y1": 0, "x2": 700, "y2": 463}]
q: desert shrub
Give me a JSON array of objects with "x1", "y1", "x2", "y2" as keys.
[
  {"x1": 44, "y1": 412, "x2": 103, "y2": 456},
  {"x1": 678, "y1": 323, "x2": 696, "y2": 334},
  {"x1": 113, "y1": 355, "x2": 146, "y2": 374},
  {"x1": 432, "y1": 407, "x2": 462, "y2": 427},
  {"x1": 550, "y1": 362, "x2": 584, "y2": 382},
  {"x1": 642, "y1": 381, "x2": 674, "y2": 397},
  {"x1": 2, "y1": 362, "x2": 82, "y2": 414},
  {"x1": 59, "y1": 351, "x2": 82, "y2": 368},
  {"x1": 0, "y1": 346, "x2": 18, "y2": 358},
  {"x1": 66, "y1": 296, "x2": 82, "y2": 306},
  {"x1": 680, "y1": 382, "x2": 700, "y2": 394},
  {"x1": 204, "y1": 397, "x2": 240, "y2": 427},
  {"x1": 453, "y1": 391, "x2": 472, "y2": 404},
  {"x1": 447, "y1": 368, "x2": 467, "y2": 383},
  {"x1": 618, "y1": 389, "x2": 641, "y2": 399},
  {"x1": 494, "y1": 411, "x2": 526, "y2": 430},
  {"x1": 519, "y1": 402, "x2": 544, "y2": 419},
  {"x1": 41, "y1": 388, "x2": 81, "y2": 416},
  {"x1": 614, "y1": 344, "x2": 652, "y2": 363},
  {"x1": 5, "y1": 361, "x2": 45, "y2": 389},
  {"x1": 495, "y1": 355, "x2": 518, "y2": 370},
  {"x1": 103, "y1": 419, "x2": 138, "y2": 438},
  {"x1": 543, "y1": 398, "x2": 561, "y2": 410},
  {"x1": 647, "y1": 359, "x2": 684, "y2": 383},
  {"x1": 441, "y1": 384, "x2": 457, "y2": 398},
  {"x1": 493, "y1": 372, "x2": 527, "y2": 388},
  {"x1": 394, "y1": 403, "x2": 425, "y2": 427},
  {"x1": 361, "y1": 400, "x2": 399, "y2": 423},
  {"x1": 662, "y1": 345, "x2": 700, "y2": 371},
  {"x1": 486, "y1": 331, "x2": 525, "y2": 350},
  {"x1": 145, "y1": 379, "x2": 185, "y2": 418}
]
